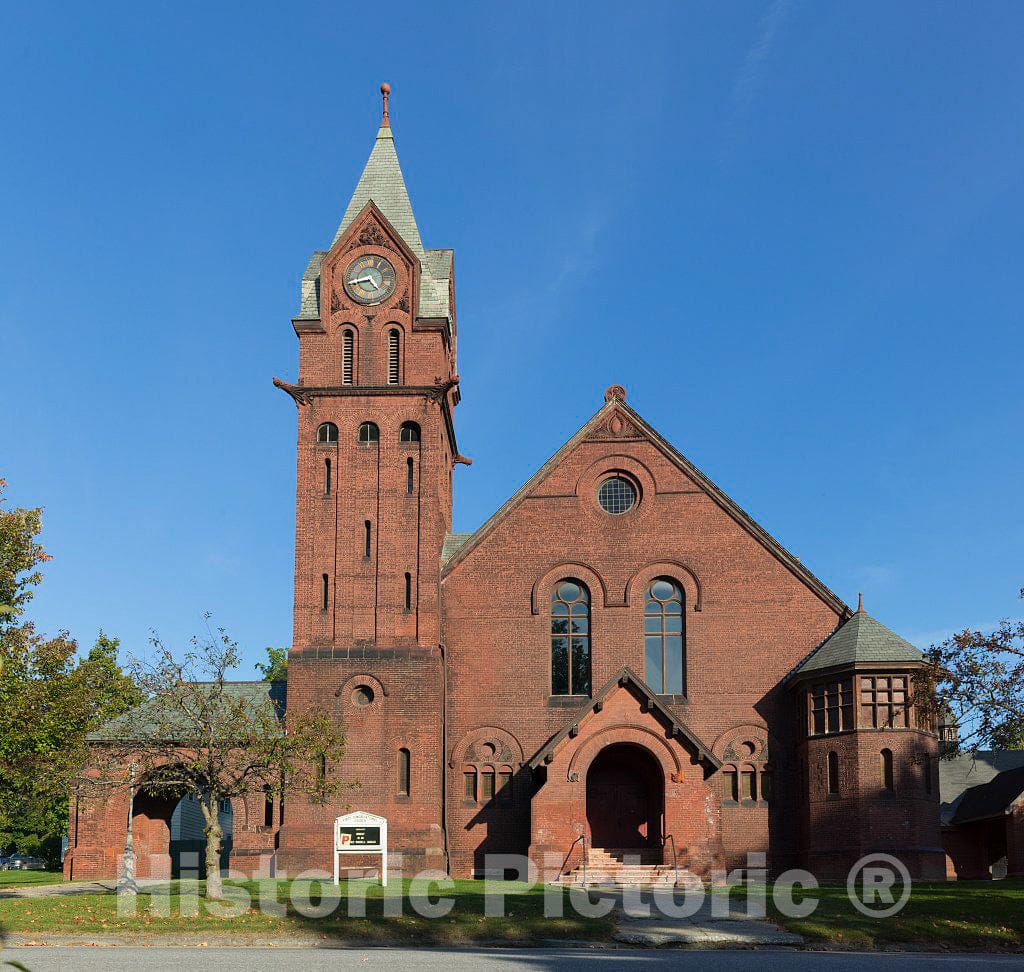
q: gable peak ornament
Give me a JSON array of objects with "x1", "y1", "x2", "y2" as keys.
[
  {"x1": 380, "y1": 82, "x2": 391, "y2": 128},
  {"x1": 604, "y1": 384, "x2": 627, "y2": 403}
]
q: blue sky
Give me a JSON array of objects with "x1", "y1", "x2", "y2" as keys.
[{"x1": 3, "y1": 2, "x2": 1022, "y2": 675}]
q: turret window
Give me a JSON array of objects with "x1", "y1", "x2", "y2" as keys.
[
  {"x1": 399, "y1": 421, "x2": 420, "y2": 442},
  {"x1": 550, "y1": 580, "x2": 591, "y2": 696},
  {"x1": 827, "y1": 751, "x2": 840, "y2": 795},
  {"x1": 342, "y1": 329, "x2": 355, "y2": 385},
  {"x1": 387, "y1": 328, "x2": 400, "y2": 385},
  {"x1": 358, "y1": 422, "x2": 379, "y2": 443},
  {"x1": 317, "y1": 422, "x2": 338, "y2": 444},
  {"x1": 860, "y1": 675, "x2": 910, "y2": 729},
  {"x1": 880, "y1": 748, "x2": 895, "y2": 792},
  {"x1": 808, "y1": 679, "x2": 854, "y2": 735}
]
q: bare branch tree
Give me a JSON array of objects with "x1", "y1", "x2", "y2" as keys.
[{"x1": 85, "y1": 617, "x2": 348, "y2": 899}]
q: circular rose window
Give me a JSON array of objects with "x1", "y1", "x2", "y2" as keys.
[{"x1": 597, "y1": 475, "x2": 637, "y2": 515}]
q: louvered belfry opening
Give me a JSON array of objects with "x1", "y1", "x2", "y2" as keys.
[
  {"x1": 342, "y1": 329, "x2": 354, "y2": 384},
  {"x1": 387, "y1": 328, "x2": 400, "y2": 384}
]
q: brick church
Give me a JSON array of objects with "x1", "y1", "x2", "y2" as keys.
[{"x1": 67, "y1": 86, "x2": 954, "y2": 883}]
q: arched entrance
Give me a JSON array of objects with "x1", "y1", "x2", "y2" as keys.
[
  {"x1": 131, "y1": 789, "x2": 233, "y2": 879},
  {"x1": 586, "y1": 743, "x2": 664, "y2": 850}
]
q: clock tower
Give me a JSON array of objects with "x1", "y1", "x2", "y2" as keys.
[{"x1": 274, "y1": 84, "x2": 460, "y2": 872}]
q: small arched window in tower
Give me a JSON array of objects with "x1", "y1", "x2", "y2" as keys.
[
  {"x1": 364, "y1": 520, "x2": 372, "y2": 560},
  {"x1": 321, "y1": 573, "x2": 329, "y2": 612},
  {"x1": 407, "y1": 457, "x2": 414, "y2": 494},
  {"x1": 550, "y1": 580, "x2": 591, "y2": 696},
  {"x1": 404, "y1": 572, "x2": 412, "y2": 612},
  {"x1": 722, "y1": 766, "x2": 739, "y2": 803},
  {"x1": 317, "y1": 422, "x2": 338, "y2": 444},
  {"x1": 399, "y1": 421, "x2": 420, "y2": 442},
  {"x1": 398, "y1": 748, "x2": 410, "y2": 797},
  {"x1": 324, "y1": 458, "x2": 332, "y2": 497},
  {"x1": 342, "y1": 329, "x2": 355, "y2": 385},
  {"x1": 741, "y1": 765, "x2": 757, "y2": 802},
  {"x1": 644, "y1": 578, "x2": 685, "y2": 695},
  {"x1": 358, "y1": 422, "x2": 379, "y2": 443},
  {"x1": 880, "y1": 748, "x2": 894, "y2": 792},
  {"x1": 387, "y1": 328, "x2": 400, "y2": 385},
  {"x1": 827, "y1": 751, "x2": 840, "y2": 795}
]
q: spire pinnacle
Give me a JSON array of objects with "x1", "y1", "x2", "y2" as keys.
[
  {"x1": 380, "y1": 82, "x2": 391, "y2": 128},
  {"x1": 856, "y1": 592, "x2": 864, "y2": 614}
]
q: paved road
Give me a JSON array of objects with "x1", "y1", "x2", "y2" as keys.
[{"x1": 1, "y1": 947, "x2": 1021, "y2": 971}]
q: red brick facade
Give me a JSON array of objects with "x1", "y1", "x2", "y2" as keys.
[{"x1": 66, "y1": 98, "x2": 947, "y2": 884}]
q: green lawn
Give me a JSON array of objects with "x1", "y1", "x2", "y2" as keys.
[
  {"x1": 762, "y1": 880, "x2": 1024, "y2": 951},
  {"x1": 0, "y1": 871, "x2": 63, "y2": 888},
  {"x1": 0, "y1": 878, "x2": 614, "y2": 945}
]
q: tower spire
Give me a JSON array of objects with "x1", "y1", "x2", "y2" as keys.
[
  {"x1": 380, "y1": 82, "x2": 391, "y2": 129},
  {"x1": 856, "y1": 592, "x2": 864, "y2": 614}
]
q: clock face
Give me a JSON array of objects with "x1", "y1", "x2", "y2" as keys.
[{"x1": 344, "y1": 254, "x2": 397, "y2": 305}]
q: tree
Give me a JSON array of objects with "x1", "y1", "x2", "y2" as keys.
[
  {"x1": 89, "y1": 620, "x2": 347, "y2": 899},
  {"x1": 0, "y1": 481, "x2": 139, "y2": 861},
  {"x1": 255, "y1": 645, "x2": 288, "y2": 682},
  {"x1": 923, "y1": 587, "x2": 1024, "y2": 753}
]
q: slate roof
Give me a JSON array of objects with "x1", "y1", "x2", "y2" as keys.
[
  {"x1": 88, "y1": 681, "x2": 287, "y2": 742},
  {"x1": 790, "y1": 609, "x2": 922, "y2": 677},
  {"x1": 441, "y1": 394, "x2": 849, "y2": 619},
  {"x1": 441, "y1": 532, "x2": 473, "y2": 565},
  {"x1": 939, "y1": 750, "x2": 1024, "y2": 826},
  {"x1": 295, "y1": 118, "x2": 452, "y2": 322}
]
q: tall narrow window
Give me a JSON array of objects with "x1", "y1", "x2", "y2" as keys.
[
  {"x1": 407, "y1": 457, "x2": 414, "y2": 494},
  {"x1": 481, "y1": 768, "x2": 496, "y2": 802},
  {"x1": 880, "y1": 748, "x2": 894, "y2": 792},
  {"x1": 644, "y1": 578, "x2": 685, "y2": 694},
  {"x1": 316, "y1": 422, "x2": 338, "y2": 444},
  {"x1": 827, "y1": 751, "x2": 840, "y2": 795},
  {"x1": 741, "y1": 767, "x2": 757, "y2": 802},
  {"x1": 364, "y1": 521, "x2": 372, "y2": 559},
  {"x1": 399, "y1": 421, "x2": 420, "y2": 442},
  {"x1": 358, "y1": 422, "x2": 379, "y2": 443},
  {"x1": 404, "y1": 572, "x2": 412, "y2": 611},
  {"x1": 324, "y1": 458, "x2": 332, "y2": 496},
  {"x1": 263, "y1": 787, "x2": 274, "y2": 828},
  {"x1": 398, "y1": 748, "x2": 410, "y2": 797},
  {"x1": 551, "y1": 580, "x2": 591, "y2": 696},
  {"x1": 387, "y1": 328, "x2": 400, "y2": 384},
  {"x1": 321, "y1": 573, "x2": 329, "y2": 611},
  {"x1": 463, "y1": 769, "x2": 477, "y2": 803},
  {"x1": 497, "y1": 770, "x2": 513, "y2": 805},
  {"x1": 723, "y1": 767, "x2": 739, "y2": 802},
  {"x1": 342, "y1": 329, "x2": 354, "y2": 385}
]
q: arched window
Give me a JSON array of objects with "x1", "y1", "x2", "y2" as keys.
[
  {"x1": 551, "y1": 580, "x2": 590, "y2": 696},
  {"x1": 324, "y1": 458, "x2": 332, "y2": 496},
  {"x1": 404, "y1": 572, "x2": 412, "y2": 611},
  {"x1": 398, "y1": 748, "x2": 410, "y2": 797},
  {"x1": 827, "y1": 751, "x2": 840, "y2": 795},
  {"x1": 387, "y1": 328, "x2": 400, "y2": 385},
  {"x1": 358, "y1": 422, "x2": 379, "y2": 443},
  {"x1": 399, "y1": 421, "x2": 420, "y2": 442},
  {"x1": 364, "y1": 520, "x2": 372, "y2": 559},
  {"x1": 317, "y1": 422, "x2": 338, "y2": 444},
  {"x1": 321, "y1": 573, "x2": 329, "y2": 612},
  {"x1": 342, "y1": 329, "x2": 355, "y2": 385},
  {"x1": 880, "y1": 748, "x2": 894, "y2": 792},
  {"x1": 644, "y1": 578, "x2": 685, "y2": 695}
]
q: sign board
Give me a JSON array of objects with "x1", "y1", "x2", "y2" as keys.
[{"x1": 333, "y1": 811, "x2": 388, "y2": 886}]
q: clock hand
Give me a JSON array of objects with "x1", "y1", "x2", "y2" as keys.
[{"x1": 350, "y1": 275, "x2": 374, "y2": 286}]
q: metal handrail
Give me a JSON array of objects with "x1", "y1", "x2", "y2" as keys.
[
  {"x1": 663, "y1": 833, "x2": 680, "y2": 887},
  {"x1": 559, "y1": 833, "x2": 589, "y2": 885}
]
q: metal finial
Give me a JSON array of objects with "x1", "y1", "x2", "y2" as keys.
[
  {"x1": 857, "y1": 592, "x2": 864, "y2": 613},
  {"x1": 380, "y1": 82, "x2": 391, "y2": 127}
]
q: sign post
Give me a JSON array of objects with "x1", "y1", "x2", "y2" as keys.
[{"x1": 333, "y1": 811, "x2": 388, "y2": 886}]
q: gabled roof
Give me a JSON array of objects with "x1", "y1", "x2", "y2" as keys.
[
  {"x1": 442, "y1": 392, "x2": 849, "y2": 618},
  {"x1": 939, "y1": 750, "x2": 1024, "y2": 826},
  {"x1": 88, "y1": 681, "x2": 286, "y2": 742},
  {"x1": 951, "y1": 765, "x2": 1024, "y2": 825},
  {"x1": 790, "y1": 607, "x2": 921, "y2": 678},
  {"x1": 527, "y1": 667, "x2": 721, "y2": 771}
]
